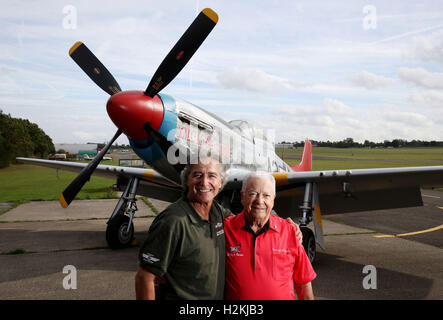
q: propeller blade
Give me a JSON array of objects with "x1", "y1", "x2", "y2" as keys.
[
  {"x1": 144, "y1": 8, "x2": 218, "y2": 97},
  {"x1": 59, "y1": 129, "x2": 122, "y2": 208},
  {"x1": 69, "y1": 42, "x2": 122, "y2": 95}
]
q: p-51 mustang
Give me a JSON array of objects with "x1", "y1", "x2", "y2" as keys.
[{"x1": 18, "y1": 8, "x2": 443, "y2": 262}]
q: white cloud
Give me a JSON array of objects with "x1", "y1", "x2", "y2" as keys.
[
  {"x1": 273, "y1": 106, "x2": 335, "y2": 127},
  {"x1": 216, "y1": 67, "x2": 303, "y2": 94},
  {"x1": 2, "y1": 0, "x2": 443, "y2": 145},
  {"x1": 73, "y1": 131, "x2": 102, "y2": 142},
  {"x1": 404, "y1": 29, "x2": 443, "y2": 64},
  {"x1": 383, "y1": 111, "x2": 433, "y2": 127},
  {"x1": 397, "y1": 67, "x2": 443, "y2": 89},
  {"x1": 323, "y1": 98, "x2": 354, "y2": 116},
  {"x1": 348, "y1": 71, "x2": 394, "y2": 89},
  {"x1": 272, "y1": 98, "x2": 354, "y2": 130},
  {"x1": 409, "y1": 90, "x2": 443, "y2": 108}
]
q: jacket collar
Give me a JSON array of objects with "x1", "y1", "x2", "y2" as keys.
[
  {"x1": 234, "y1": 211, "x2": 281, "y2": 234},
  {"x1": 179, "y1": 193, "x2": 216, "y2": 225}
]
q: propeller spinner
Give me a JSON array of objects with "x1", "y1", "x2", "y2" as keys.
[{"x1": 60, "y1": 8, "x2": 219, "y2": 208}]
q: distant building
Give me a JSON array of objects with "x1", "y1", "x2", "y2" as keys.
[
  {"x1": 275, "y1": 143, "x2": 295, "y2": 149},
  {"x1": 54, "y1": 143, "x2": 98, "y2": 155},
  {"x1": 78, "y1": 150, "x2": 98, "y2": 160}
]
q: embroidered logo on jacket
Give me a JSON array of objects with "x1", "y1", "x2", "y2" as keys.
[
  {"x1": 142, "y1": 253, "x2": 160, "y2": 264},
  {"x1": 227, "y1": 245, "x2": 244, "y2": 257},
  {"x1": 215, "y1": 222, "x2": 224, "y2": 236}
]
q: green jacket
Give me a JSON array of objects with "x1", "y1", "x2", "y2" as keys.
[{"x1": 139, "y1": 195, "x2": 231, "y2": 299}]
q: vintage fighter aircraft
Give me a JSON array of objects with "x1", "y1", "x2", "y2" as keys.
[{"x1": 17, "y1": 8, "x2": 443, "y2": 262}]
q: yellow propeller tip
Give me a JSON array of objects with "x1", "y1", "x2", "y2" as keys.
[
  {"x1": 69, "y1": 41, "x2": 83, "y2": 56},
  {"x1": 59, "y1": 194, "x2": 69, "y2": 208},
  {"x1": 202, "y1": 8, "x2": 218, "y2": 24}
]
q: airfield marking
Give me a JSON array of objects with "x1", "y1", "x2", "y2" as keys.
[
  {"x1": 374, "y1": 224, "x2": 443, "y2": 238},
  {"x1": 375, "y1": 205, "x2": 443, "y2": 238},
  {"x1": 422, "y1": 194, "x2": 440, "y2": 199}
]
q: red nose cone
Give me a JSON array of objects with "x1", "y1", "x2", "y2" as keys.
[{"x1": 106, "y1": 91, "x2": 164, "y2": 141}]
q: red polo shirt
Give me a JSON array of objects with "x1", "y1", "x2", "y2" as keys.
[{"x1": 224, "y1": 212, "x2": 316, "y2": 300}]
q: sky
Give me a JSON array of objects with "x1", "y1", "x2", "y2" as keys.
[{"x1": 1, "y1": 0, "x2": 443, "y2": 145}]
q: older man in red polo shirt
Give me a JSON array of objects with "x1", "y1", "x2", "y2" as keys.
[{"x1": 224, "y1": 172, "x2": 316, "y2": 300}]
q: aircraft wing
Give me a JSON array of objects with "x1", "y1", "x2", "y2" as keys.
[
  {"x1": 16, "y1": 157, "x2": 182, "y2": 202},
  {"x1": 224, "y1": 166, "x2": 443, "y2": 216},
  {"x1": 17, "y1": 157, "x2": 443, "y2": 215}
]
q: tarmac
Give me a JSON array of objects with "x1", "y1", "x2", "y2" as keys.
[{"x1": 0, "y1": 191, "x2": 442, "y2": 300}]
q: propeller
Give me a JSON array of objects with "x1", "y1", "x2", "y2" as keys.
[
  {"x1": 145, "y1": 8, "x2": 218, "y2": 97},
  {"x1": 62, "y1": 8, "x2": 218, "y2": 207},
  {"x1": 69, "y1": 41, "x2": 122, "y2": 96},
  {"x1": 59, "y1": 129, "x2": 122, "y2": 208},
  {"x1": 61, "y1": 42, "x2": 124, "y2": 208}
]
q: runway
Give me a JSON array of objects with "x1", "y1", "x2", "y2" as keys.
[
  {"x1": 0, "y1": 191, "x2": 442, "y2": 300},
  {"x1": 315, "y1": 188, "x2": 443, "y2": 299}
]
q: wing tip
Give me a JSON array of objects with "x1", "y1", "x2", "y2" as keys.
[
  {"x1": 69, "y1": 41, "x2": 83, "y2": 56},
  {"x1": 202, "y1": 8, "x2": 218, "y2": 24}
]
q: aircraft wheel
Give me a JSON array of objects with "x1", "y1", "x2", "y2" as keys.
[
  {"x1": 301, "y1": 226, "x2": 316, "y2": 264},
  {"x1": 106, "y1": 215, "x2": 134, "y2": 249}
]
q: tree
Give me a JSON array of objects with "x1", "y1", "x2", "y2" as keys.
[{"x1": 0, "y1": 109, "x2": 55, "y2": 168}]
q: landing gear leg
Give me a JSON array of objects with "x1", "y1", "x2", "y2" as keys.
[
  {"x1": 299, "y1": 182, "x2": 316, "y2": 263},
  {"x1": 106, "y1": 177, "x2": 139, "y2": 249}
]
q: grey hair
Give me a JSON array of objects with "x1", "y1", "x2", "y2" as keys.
[
  {"x1": 241, "y1": 171, "x2": 276, "y2": 194},
  {"x1": 180, "y1": 157, "x2": 227, "y2": 191}
]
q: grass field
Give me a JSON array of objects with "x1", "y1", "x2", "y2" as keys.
[
  {"x1": 1, "y1": 147, "x2": 443, "y2": 203},
  {"x1": 278, "y1": 146, "x2": 443, "y2": 170},
  {"x1": 0, "y1": 164, "x2": 117, "y2": 203},
  {"x1": 277, "y1": 146, "x2": 443, "y2": 161}
]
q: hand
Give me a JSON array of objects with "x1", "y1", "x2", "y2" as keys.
[
  {"x1": 286, "y1": 217, "x2": 303, "y2": 244},
  {"x1": 154, "y1": 275, "x2": 166, "y2": 286}
]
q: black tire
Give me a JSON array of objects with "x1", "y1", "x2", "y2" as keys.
[
  {"x1": 106, "y1": 215, "x2": 134, "y2": 249},
  {"x1": 301, "y1": 226, "x2": 316, "y2": 264}
]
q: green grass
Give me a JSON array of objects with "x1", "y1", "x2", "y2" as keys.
[
  {"x1": 278, "y1": 146, "x2": 443, "y2": 170},
  {"x1": 277, "y1": 146, "x2": 443, "y2": 161},
  {"x1": 2, "y1": 147, "x2": 443, "y2": 203},
  {"x1": 0, "y1": 164, "x2": 117, "y2": 203},
  {"x1": 140, "y1": 196, "x2": 160, "y2": 215},
  {"x1": 285, "y1": 159, "x2": 441, "y2": 171}
]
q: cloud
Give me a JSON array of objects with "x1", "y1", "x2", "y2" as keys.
[
  {"x1": 216, "y1": 67, "x2": 303, "y2": 94},
  {"x1": 273, "y1": 105, "x2": 335, "y2": 127},
  {"x1": 2, "y1": 0, "x2": 443, "y2": 145},
  {"x1": 272, "y1": 98, "x2": 355, "y2": 130},
  {"x1": 323, "y1": 98, "x2": 354, "y2": 116},
  {"x1": 348, "y1": 71, "x2": 394, "y2": 89},
  {"x1": 409, "y1": 90, "x2": 443, "y2": 108},
  {"x1": 383, "y1": 111, "x2": 433, "y2": 127},
  {"x1": 73, "y1": 130, "x2": 115, "y2": 143},
  {"x1": 397, "y1": 67, "x2": 443, "y2": 89},
  {"x1": 404, "y1": 29, "x2": 443, "y2": 64}
]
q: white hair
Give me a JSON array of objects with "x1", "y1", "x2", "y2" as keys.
[{"x1": 241, "y1": 171, "x2": 276, "y2": 194}]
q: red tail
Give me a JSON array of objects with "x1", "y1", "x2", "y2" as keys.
[{"x1": 290, "y1": 139, "x2": 312, "y2": 172}]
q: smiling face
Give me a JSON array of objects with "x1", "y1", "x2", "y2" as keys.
[
  {"x1": 241, "y1": 176, "x2": 276, "y2": 222},
  {"x1": 186, "y1": 159, "x2": 222, "y2": 205}
]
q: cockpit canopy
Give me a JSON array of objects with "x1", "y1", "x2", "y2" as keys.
[{"x1": 228, "y1": 119, "x2": 271, "y2": 143}]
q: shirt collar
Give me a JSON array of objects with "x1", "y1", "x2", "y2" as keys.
[
  {"x1": 180, "y1": 193, "x2": 216, "y2": 225},
  {"x1": 237, "y1": 211, "x2": 281, "y2": 234},
  {"x1": 267, "y1": 213, "x2": 281, "y2": 233}
]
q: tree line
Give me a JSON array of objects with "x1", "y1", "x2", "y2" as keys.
[
  {"x1": 0, "y1": 110, "x2": 55, "y2": 168},
  {"x1": 283, "y1": 137, "x2": 443, "y2": 148}
]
